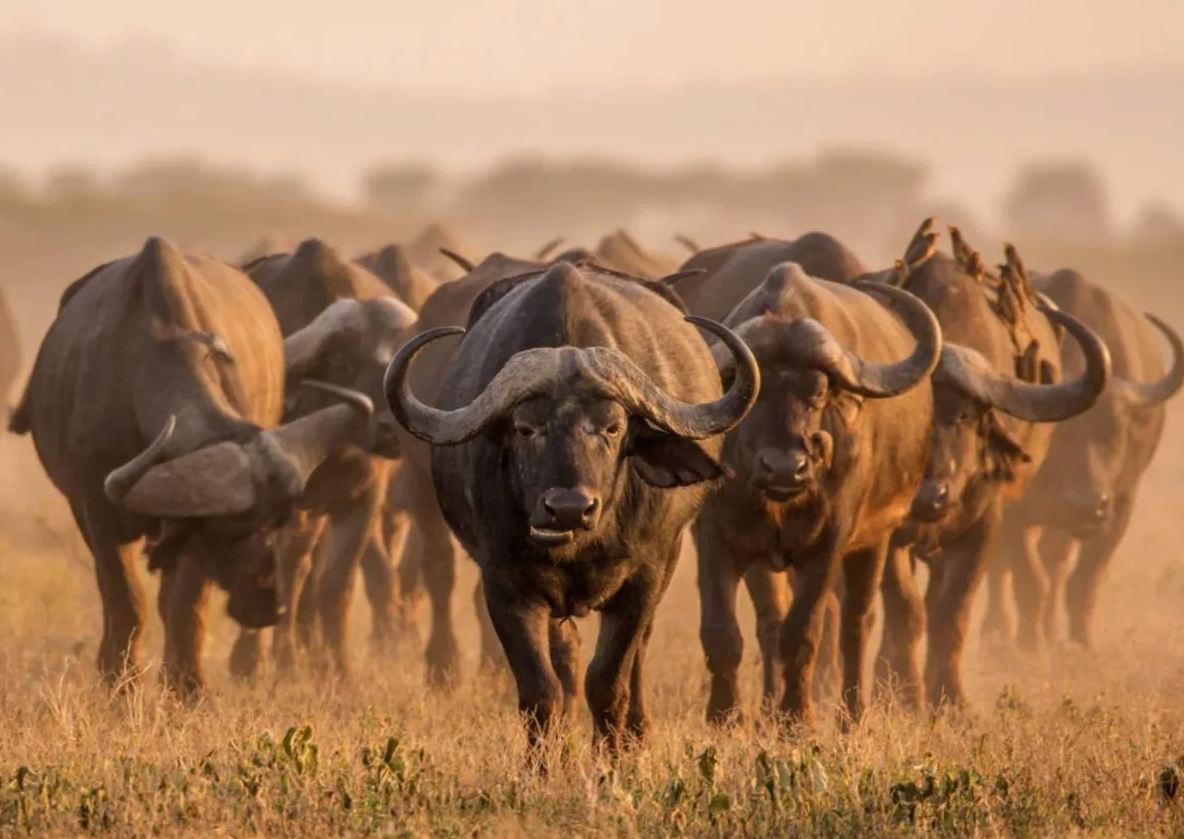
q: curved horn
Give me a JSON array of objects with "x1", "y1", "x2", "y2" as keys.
[
  {"x1": 674, "y1": 234, "x2": 700, "y2": 254},
  {"x1": 438, "y1": 248, "x2": 474, "y2": 273},
  {"x1": 840, "y1": 281, "x2": 944, "y2": 397},
  {"x1": 266, "y1": 384, "x2": 374, "y2": 479},
  {"x1": 938, "y1": 304, "x2": 1112, "y2": 422},
  {"x1": 385, "y1": 319, "x2": 760, "y2": 445},
  {"x1": 104, "y1": 386, "x2": 375, "y2": 518},
  {"x1": 283, "y1": 298, "x2": 362, "y2": 377},
  {"x1": 384, "y1": 326, "x2": 469, "y2": 443},
  {"x1": 534, "y1": 237, "x2": 565, "y2": 260},
  {"x1": 104, "y1": 415, "x2": 178, "y2": 506},
  {"x1": 1113, "y1": 314, "x2": 1184, "y2": 408}
]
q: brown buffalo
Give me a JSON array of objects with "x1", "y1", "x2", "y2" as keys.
[
  {"x1": 696, "y1": 262, "x2": 942, "y2": 726},
  {"x1": 877, "y1": 227, "x2": 1112, "y2": 709},
  {"x1": 983, "y1": 268, "x2": 1183, "y2": 649},
  {"x1": 355, "y1": 243, "x2": 442, "y2": 311},
  {"x1": 10, "y1": 237, "x2": 373, "y2": 696}
]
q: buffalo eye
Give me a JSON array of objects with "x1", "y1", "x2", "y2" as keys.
[
  {"x1": 514, "y1": 423, "x2": 537, "y2": 440},
  {"x1": 603, "y1": 421, "x2": 624, "y2": 438}
]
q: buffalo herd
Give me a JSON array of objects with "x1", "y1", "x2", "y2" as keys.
[{"x1": 3, "y1": 218, "x2": 1180, "y2": 753}]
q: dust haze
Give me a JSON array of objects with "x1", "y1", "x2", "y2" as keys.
[{"x1": 1, "y1": 6, "x2": 1184, "y2": 836}]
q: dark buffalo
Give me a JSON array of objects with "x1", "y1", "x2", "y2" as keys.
[
  {"x1": 697, "y1": 262, "x2": 942, "y2": 726},
  {"x1": 10, "y1": 237, "x2": 373, "y2": 695},
  {"x1": 384, "y1": 261, "x2": 759, "y2": 749},
  {"x1": 877, "y1": 229, "x2": 1112, "y2": 708},
  {"x1": 385, "y1": 250, "x2": 563, "y2": 682},
  {"x1": 982, "y1": 268, "x2": 1183, "y2": 649},
  {"x1": 239, "y1": 239, "x2": 417, "y2": 676}
]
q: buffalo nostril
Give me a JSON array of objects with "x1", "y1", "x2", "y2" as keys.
[{"x1": 542, "y1": 490, "x2": 598, "y2": 530}]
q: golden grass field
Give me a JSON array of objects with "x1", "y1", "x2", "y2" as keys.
[{"x1": 1, "y1": 401, "x2": 1183, "y2": 839}]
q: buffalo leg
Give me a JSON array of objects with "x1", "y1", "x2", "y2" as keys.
[
  {"x1": 626, "y1": 538, "x2": 680, "y2": 740},
  {"x1": 1037, "y1": 529, "x2": 1078, "y2": 644},
  {"x1": 483, "y1": 579, "x2": 562, "y2": 749},
  {"x1": 273, "y1": 516, "x2": 322, "y2": 672},
  {"x1": 838, "y1": 539, "x2": 889, "y2": 725},
  {"x1": 694, "y1": 514, "x2": 746, "y2": 724},
  {"x1": 779, "y1": 533, "x2": 844, "y2": 727},
  {"x1": 1003, "y1": 519, "x2": 1048, "y2": 651},
  {"x1": 926, "y1": 503, "x2": 1001, "y2": 709},
  {"x1": 875, "y1": 540, "x2": 925, "y2": 712},
  {"x1": 549, "y1": 618, "x2": 582, "y2": 722},
  {"x1": 812, "y1": 584, "x2": 841, "y2": 705},
  {"x1": 393, "y1": 520, "x2": 425, "y2": 645},
  {"x1": 585, "y1": 577, "x2": 663, "y2": 752},
  {"x1": 160, "y1": 554, "x2": 212, "y2": 699},
  {"x1": 229, "y1": 630, "x2": 265, "y2": 682},
  {"x1": 980, "y1": 551, "x2": 1015, "y2": 645},
  {"x1": 414, "y1": 502, "x2": 461, "y2": 686},
  {"x1": 1066, "y1": 494, "x2": 1133, "y2": 649},
  {"x1": 360, "y1": 527, "x2": 397, "y2": 654},
  {"x1": 743, "y1": 563, "x2": 789, "y2": 713},
  {"x1": 81, "y1": 505, "x2": 148, "y2": 688},
  {"x1": 317, "y1": 485, "x2": 384, "y2": 678},
  {"x1": 295, "y1": 523, "x2": 329, "y2": 657}
]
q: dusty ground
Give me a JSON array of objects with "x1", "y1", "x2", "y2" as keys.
[{"x1": 1, "y1": 407, "x2": 1183, "y2": 839}]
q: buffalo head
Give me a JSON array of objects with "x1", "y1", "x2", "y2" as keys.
[
  {"x1": 283, "y1": 297, "x2": 417, "y2": 459},
  {"x1": 911, "y1": 305, "x2": 1112, "y2": 525},
  {"x1": 104, "y1": 383, "x2": 373, "y2": 627},
  {"x1": 1042, "y1": 312, "x2": 1183, "y2": 535},
  {"x1": 714, "y1": 281, "x2": 942, "y2": 503},
  {"x1": 384, "y1": 318, "x2": 760, "y2": 552}
]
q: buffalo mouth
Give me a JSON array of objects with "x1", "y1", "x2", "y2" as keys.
[
  {"x1": 528, "y1": 526, "x2": 578, "y2": 547},
  {"x1": 757, "y1": 482, "x2": 809, "y2": 503}
]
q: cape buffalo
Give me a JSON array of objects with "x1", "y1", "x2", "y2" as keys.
[
  {"x1": 384, "y1": 261, "x2": 759, "y2": 750},
  {"x1": 10, "y1": 237, "x2": 374, "y2": 696},
  {"x1": 678, "y1": 228, "x2": 935, "y2": 715},
  {"x1": 696, "y1": 262, "x2": 942, "y2": 726},
  {"x1": 983, "y1": 268, "x2": 1183, "y2": 650},
  {"x1": 878, "y1": 228, "x2": 1112, "y2": 709},
  {"x1": 240, "y1": 239, "x2": 417, "y2": 676}
]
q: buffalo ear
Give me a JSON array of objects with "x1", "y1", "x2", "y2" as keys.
[
  {"x1": 629, "y1": 431, "x2": 730, "y2": 488},
  {"x1": 984, "y1": 412, "x2": 1031, "y2": 481}
]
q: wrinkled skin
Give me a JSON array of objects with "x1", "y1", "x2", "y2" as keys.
[
  {"x1": 877, "y1": 251, "x2": 1109, "y2": 709},
  {"x1": 233, "y1": 239, "x2": 416, "y2": 679},
  {"x1": 983, "y1": 269, "x2": 1181, "y2": 650},
  {"x1": 695, "y1": 263, "x2": 937, "y2": 728},
  {"x1": 389, "y1": 262, "x2": 757, "y2": 753},
  {"x1": 10, "y1": 238, "x2": 368, "y2": 697}
]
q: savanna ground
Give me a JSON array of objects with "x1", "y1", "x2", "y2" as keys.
[
  {"x1": 2, "y1": 230, "x2": 1184, "y2": 838},
  {"x1": 2, "y1": 405, "x2": 1184, "y2": 839}
]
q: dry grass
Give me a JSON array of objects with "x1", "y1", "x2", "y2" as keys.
[{"x1": 1, "y1": 421, "x2": 1184, "y2": 839}]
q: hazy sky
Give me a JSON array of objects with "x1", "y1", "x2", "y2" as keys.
[{"x1": 3, "y1": 0, "x2": 1183, "y2": 93}]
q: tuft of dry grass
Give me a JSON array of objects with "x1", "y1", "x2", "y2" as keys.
[{"x1": 1, "y1": 419, "x2": 1184, "y2": 838}]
